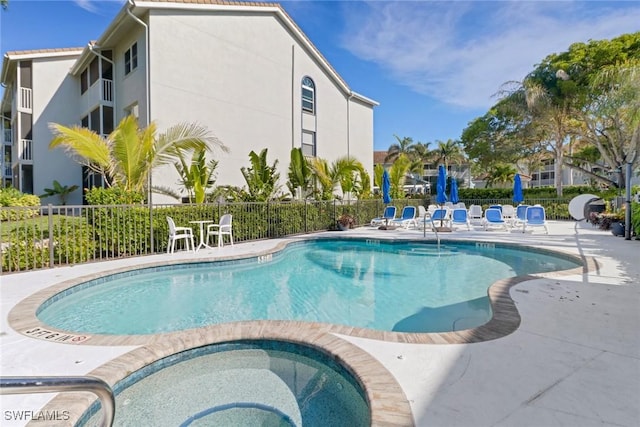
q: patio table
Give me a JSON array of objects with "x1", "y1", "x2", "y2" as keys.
[{"x1": 189, "y1": 220, "x2": 214, "y2": 252}]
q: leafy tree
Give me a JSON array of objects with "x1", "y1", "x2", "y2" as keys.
[
  {"x1": 287, "y1": 148, "x2": 313, "y2": 199},
  {"x1": 49, "y1": 116, "x2": 222, "y2": 196},
  {"x1": 40, "y1": 180, "x2": 79, "y2": 205},
  {"x1": 240, "y1": 148, "x2": 281, "y2": 201},
  {"x1": 174, "y1": 148, "x2": 219, "y2": 203},
  {"x1": 569, "y1": 60, "x2": 640, "y2": 187}
]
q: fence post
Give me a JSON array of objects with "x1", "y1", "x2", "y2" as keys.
[
  {"x1": 47, "y1": 204, "x2": 54, "y2": 268},
  {"x1": 149, "y1": 202, "x2": 154, "y2": 254},
  {"x1": 304, "y1": 199, "x2": 308, "y2": 233}
]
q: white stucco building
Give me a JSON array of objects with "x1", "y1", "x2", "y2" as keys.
[{"x1": 1, "y1": 0, "x2": 377, "y2": 204}]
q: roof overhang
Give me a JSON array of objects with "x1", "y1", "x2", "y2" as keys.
[{"x1": 1, "y1": 49, "x2": 83, "y2": 85}]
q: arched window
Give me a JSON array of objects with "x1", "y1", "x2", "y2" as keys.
[{"x1": 302, "y1": 76, "x2": 315, "y2": 114}]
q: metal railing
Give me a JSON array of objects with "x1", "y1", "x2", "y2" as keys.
[
  {"x1": 0, "y1": 376, "x2": 115, "y2": 427},
  {"x1": 0, "y1": 198, "x2": 574, "y2": 274},
  {"x1": 102, "y1": 79, "x2": 113, "y2": 103}
]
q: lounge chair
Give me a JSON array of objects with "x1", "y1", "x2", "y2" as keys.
[
  {"x1": 514, "y1": 204, "x2": 530, "y2": 227},
  {"x1": 206, "y1": 213, "x2": 234, "y2": 247},
  {"x1": 522, "y1": 206, "x2": 549, "y2": 234},
  {"x1": 501, "y1": 205, "x2": 516, "y2": 225},
  {"x1": 483, "y1": 208, "x2": 509, "y2": 231},
  {"x1": 370, "y1": 205, "x2": 397, "y2": 226},
  {"x1": 392, "y1": 206, "x2": 417, "y2": 229},
  {"x1": 468, "y1": 204, "x2": 483, "y2": 223},
  {"x1": 451, "y1": 208, "x2": 471, "y2": 230},
  {"x1": 166, "y1": 216, "x2": 195, "y2": 253},
  {"x1": 430, "y1": 208, "x2": 451, "y2": 230}
]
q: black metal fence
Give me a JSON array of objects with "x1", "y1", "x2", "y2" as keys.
[{"x1": 0, "y1": 198, "x2": 572, "y2": 273}]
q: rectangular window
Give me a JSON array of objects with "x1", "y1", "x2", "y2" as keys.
[
  {"x1": 80, "y1": 69, "x2": 88, "y2": 94},
  {"x1": 302, "y1": 88, "x2": 314, "y2": 113},
  {"x1": 90, "y1": 107, "x2": 100, "y2": 133},
  {"x1": 302, "y1": 131, "x2": 316, "y2": 157},
  {"x1": 89, "y1": 57, "x2": 99, "y2": 86},
  {"x1": 124, "y1": 42, "x2": 138, "y2": 75},
  {"x1": 81, "y1": 115, "x2": 89, "y2": 128}
]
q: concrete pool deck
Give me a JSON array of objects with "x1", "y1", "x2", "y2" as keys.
[{"x1": 1, "y1": 220, "x2": 639, "y2": 426}]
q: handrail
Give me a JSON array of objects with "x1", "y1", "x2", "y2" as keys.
[
  {"x1": 0, "y1": 376, "x2": 115, "y2": 427},
  {"x1": 423, "y1": 212, "x2": 440, "y2": 252}
]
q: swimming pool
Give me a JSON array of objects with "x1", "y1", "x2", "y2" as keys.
[
  {"x1": 37, "y1": 239, "x2": 580, "y2": 335},
  {"x1": 79, "y1": 340, "x2": 370, "y2": 427}
]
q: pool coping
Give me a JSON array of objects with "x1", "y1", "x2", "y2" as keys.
[{"x1": 9, "y1": 236, "x2": 594, "y2": 427}]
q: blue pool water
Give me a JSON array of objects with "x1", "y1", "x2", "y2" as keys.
[
  {"x1": 38, "y1": 239, "x2": 579, "y2": 335},
  {"x1": 80, "y1": 340, "x2": 370, "y2": 427}
]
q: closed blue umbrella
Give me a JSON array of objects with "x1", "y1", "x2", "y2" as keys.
[
  {"x1": 382, "y1": 169, "x2": 392, "y2": 204},
  {"x1": 513, "y1": 173, "x2": 524, "y2": 204},
  {"x1": 436, "y1": 165, "x2": 447, "y2": 205},
  {"x1": 449, "y1": 178, "x2": 459, "y2": 204}
]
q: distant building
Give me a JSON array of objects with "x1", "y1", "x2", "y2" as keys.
[{"x1": 1, "y1": 0, "x2": 377, "y2": 204}]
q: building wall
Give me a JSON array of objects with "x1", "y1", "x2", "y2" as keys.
[
  {"x1": 146, "y1": 9, "x2": 374, "y2": 202},
  {"x1": 31, "y1": 56, "x2": 85, "y2": 205}
]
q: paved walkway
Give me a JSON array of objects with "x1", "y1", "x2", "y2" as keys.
[{"x1": 1, "y1": 220, "x2": 638, "y2": 426}]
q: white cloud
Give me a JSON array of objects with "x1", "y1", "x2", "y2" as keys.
[
  {"x1": 74, "y1": 0, "x2": 98, "y2": 13},
  {"x1": 341, "y1": 1, "x2": 640, "y2": 109}
]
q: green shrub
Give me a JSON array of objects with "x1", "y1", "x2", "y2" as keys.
[
  {"x1": 52, "y1": 217, "x2": 96, "y2": 265},
  {"x1": 85, "y1": 187, "x2": 145, "y2": 205},
  {"x1": 0, "y1": 188, "x2": 40, "y2": 221},
  {"x1": 1, "y1": 226, "x2": 49, "y2": 271}
]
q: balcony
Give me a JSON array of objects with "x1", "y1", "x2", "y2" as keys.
[
  {"x1": 3, "y1": 165, "x2": 11, "y2": 178},
  {"x1": 3, "y1": 129, "x2": 11, "y2": 144},
  {"x1": 84, "y1": 79, "x2": 113, "y2": 108},
  {"x1": 19, "y1": 139, "x2": 32, "y2": 161},
  {"x1": 19, "y1": 87, "x2": 32, "y2": 113}
]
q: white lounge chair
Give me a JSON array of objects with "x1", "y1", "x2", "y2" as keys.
[
  {"x1": 451, "y1": 208, "x2": 471, "y2": 230},
  {"x1": 468, "y1": 205, "x2": 483, "y2": 223},
  {"x1": 501, "y1": 205, "x2": 516, "y2": 225},
  {"x1": 206, "y1": 213, "x2": 234, "y2": 247},
  {"x1": 392, "y1": 206, "x2": 417, "y2": 229},
  {"x1": 371, "y1": 206, "x2": 397, "y2": 226},
  {"x1": 522, "y1": 206, "x2": 549, "y2": 234},
  {"x1": 483, "y1": 208, "x2": 509, "y2": 231},
  {"x1": 166, "y1": 216, "x2": 195, "y2": 253}
]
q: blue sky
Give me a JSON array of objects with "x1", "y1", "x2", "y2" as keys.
[{"x1": 1, "y1": 1, "x2": 639, "y2": 151}]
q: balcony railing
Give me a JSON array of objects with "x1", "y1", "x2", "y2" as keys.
[
  {"x1": 3, "y1": 129, "x2": 11, "y2": 144},
  {"x1": 102, "y1": 79, "x2": 113, "y2": 102},
  {"x1": 19, "y1": 87, "x2": 32, "y2": 112},
  {"x1": 19, "y1": 139, "x2": 32, "y2": 161}
]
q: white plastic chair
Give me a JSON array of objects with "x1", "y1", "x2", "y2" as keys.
[
  {"x1": 501, "y1": 205, "x2": 516, "y2": 225},
  {"x1": 468, "y1": 205, "x2": 483, "y2": 223},
  {"x1": 166, "y1": 216, "x2": 195, "y2": 254},
  {"x1": 206, "y1": 214, "x2": 234, "y2": 247}
]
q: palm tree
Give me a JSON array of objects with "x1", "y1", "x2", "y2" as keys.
[
  {"x1": 309, "y1": 157, "x2": 334, "y2": 200},
  {"x1": 287, "y1": 147, "x2": 313, "y2": 198},
  {"x1": 332, "y1": 156, "x2": 363, "y2": 200},
  {"x1": 388, "y1": 154, "x2": 411, "y2": 199},
  {"x1": 174, "y1": 148, "x2": 219, "y2": 203},
  {"x1": 240, "y1": 148, "x2": 281, "y2": 201},
  {"x1": 485, "y1": 164, "x2": 516, "y2": 188},
  {"x1": 384, "y1": 135, "x2": 414, "y2": 163},
  {"x1": 431, "y1": 139, "x2": 466, "y2": 169},
  {"x1": 49, "y1": 115, "x2": 223, "y2": 195}
]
